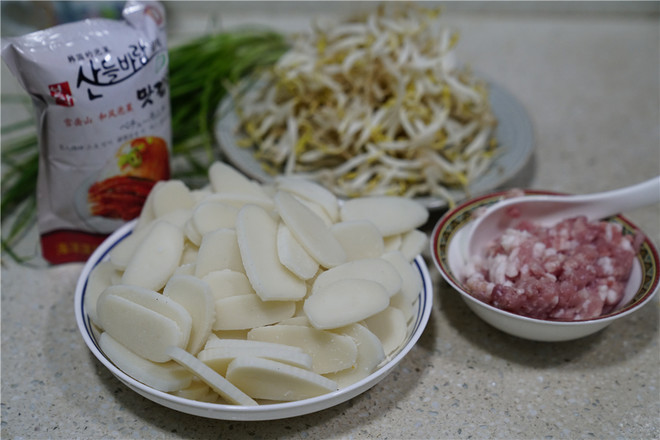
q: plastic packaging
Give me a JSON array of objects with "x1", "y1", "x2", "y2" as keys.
[{"x1": 2, "y1": 1, "x2": 171, "y2": 264}]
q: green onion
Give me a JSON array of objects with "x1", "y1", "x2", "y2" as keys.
[
  {"x1": 170, "y1": 29, "x2": 288, "y2": 167},
  {"x1": 0, "y1": 28, "x2": 288, "y2": 263}
]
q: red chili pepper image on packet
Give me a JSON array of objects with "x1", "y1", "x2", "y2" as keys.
[{"x1": 2, "y1": 1, "x2": 171, "y2": 264}]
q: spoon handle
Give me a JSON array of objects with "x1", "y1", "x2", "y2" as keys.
[{"x1": 581, "y1": 175, "x2": 660, "y2": 219}]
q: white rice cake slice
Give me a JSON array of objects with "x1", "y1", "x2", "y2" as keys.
[
  {"x1": 291, "y1": 195, "x2": 334, "y2": 227},
  {"x1": 109, "y1": 225, "x2": 151, "y2": 270},
  {"x1": 191, "y1": 200, "x2": 239, "y2": 236},
  {"x1": 304, "y1": 279, "x2": 390, "y2": 330},
  {"x1": 97, "y1": 292, "x2": 187, "y2": 362},
  {"x1": 198, "y1": 341, "x2": 312, "y2": 375},
  {"x1": 399, "y1": 229, "x2": 428, "y2": 262},
  {"x1": 99, "y1": 332, "x2": 192, "y2": 392},
  {"x1": 133, "y1": 180, "x2": 159, "y2": 231},
  {"x1": 85, "y1": 261, "x2": 119, "y2": 325},
  {"x1": 248, "y1": 324, "x2": 357, "y2": 374},
  {"x1": 191, "y1": 187, "x2": 212, "y2": 203},
  {"x1": 171, "y1": 379, "x2": 217, "y2": 402},
  {"x1": 274, "y1": 191, "x2": 346, "y2": 269},
  {"x1": 208, "y1": 161, "x2": 274, "y2": 209},
  {"x1": 278, "y1": 316, "x2": 310, "y2": 326},
  {"x1": 383, "y1": 234, "x2": 402, "y2": 253},
  {"x1": 275, "y1": 176, "x2": 339, "y2": 222},
  {"x1": 339, "y1": 196, "x2": 429, "y2": 236},
  {"x1": 183, "y1": 217, "x2": 203, "y2": 246},
  {"x1": 390, "y1": 291, "x2": 415, "y2": 323},
  {"x1": 101, "y1": 284, "x2": 193, "y2": 340},
  {"x1": 331, "y1": 220, "x2": 385, "y2": 261},
  {"x1": 364, "y1": 307, "x2": 408, "y2": 356},
  {"x1": 326, "y1": 323, "x2": 384, "y2": 388},
  {"x1": 226, "y1": 356, "x2": 338, "y2": 401},
  {"x1": 204, "y1": 192, "x2": 275, "y2": 211},
  {"x1": 121, "y1": 220, "x2": 184, "y2": 291},
  {"x1": 163, "y1": 275, "x2": 215, "y2": 355},
  {"x1": 152, "y1": 180, "x2": 196, "y2": 218},
  {"x1": 202, "y1": 269, "x2": 255, "y2": 300},
  {"x1": 235, "y1": 204, "x2": 307, "y2": 301},
  {"x1": 180, "y1": 242, "x2": 199, "y2": 265},
  {"x1": 204, "y1": 335, "x2": 305, "y2": 352},
  {"x1": 156, "y1": 209, "x2": 193, "y2": 229},
  {"x1": 381, "y1": 251, "x2": 423, "y2": 303},
  {"x1": 166, "y1": 346, "x2": 257, "y2": 406},
  {"x1": 131, "y1": 190, "x2": 192, "y2": 231},
  {"x1": 195, "y1": 228, "x2": 245, "y2": 278},
  {"x1": 214, "y1": 294, "x2": 295, "y2": 330},
  {"x1": 277, "y1": 223, "x2": 319, "y2": 280},
  {"x1": 173, "y1": 262, "x2": 195, "y2": 277},
  {"x1": 311, "y1": 258, "x2": 402, "y2": 297}
]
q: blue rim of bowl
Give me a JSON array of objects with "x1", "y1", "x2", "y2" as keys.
[
  {"x1": 430, "y1": 189, "x2": 660, "y2": 324},
  {"x1": 74, "y1": 221, "x2": 434, "y2": 420}
]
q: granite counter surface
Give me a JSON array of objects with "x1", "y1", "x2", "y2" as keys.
[{"x1": 2, "y1": 4, "x2": 659, "y2": 439}]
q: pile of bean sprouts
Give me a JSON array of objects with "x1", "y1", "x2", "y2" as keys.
[{"x1": 232, "y1": 5, "x2": 498, "y2": 205}]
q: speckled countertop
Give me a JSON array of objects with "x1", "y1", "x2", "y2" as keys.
[{"x1": 2, "y1": 3, "x2": 659, "y2": 439}]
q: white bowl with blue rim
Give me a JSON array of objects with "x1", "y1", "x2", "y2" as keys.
[{"x1": 75, "y1": 220, "x2": 433, "y2": 420}]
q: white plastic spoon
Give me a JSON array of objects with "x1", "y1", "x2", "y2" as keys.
[{"x1": 464, "y1": 176, "x2": 660, "y2": 262}]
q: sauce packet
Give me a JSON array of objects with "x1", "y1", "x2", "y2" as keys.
[{"x1": 2, "y1": 1, "x2": 171, "y2": 264}]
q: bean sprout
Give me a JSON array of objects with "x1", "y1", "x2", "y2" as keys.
[{"x1": 232, "y1": 5, "x2": 498, "y2": 205}]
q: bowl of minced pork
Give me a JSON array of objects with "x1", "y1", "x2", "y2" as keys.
[{"x1": 431, "y1": 189, "x2": 659, "y2": 342}]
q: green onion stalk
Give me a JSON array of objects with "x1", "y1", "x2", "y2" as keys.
[{"x1": 1, "y1": 29, "x2": 288, "y2": 263}]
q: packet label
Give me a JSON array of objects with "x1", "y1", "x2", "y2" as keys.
[{"x1": 2, "y1": 1, "x2": 171, "y2": 264}]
